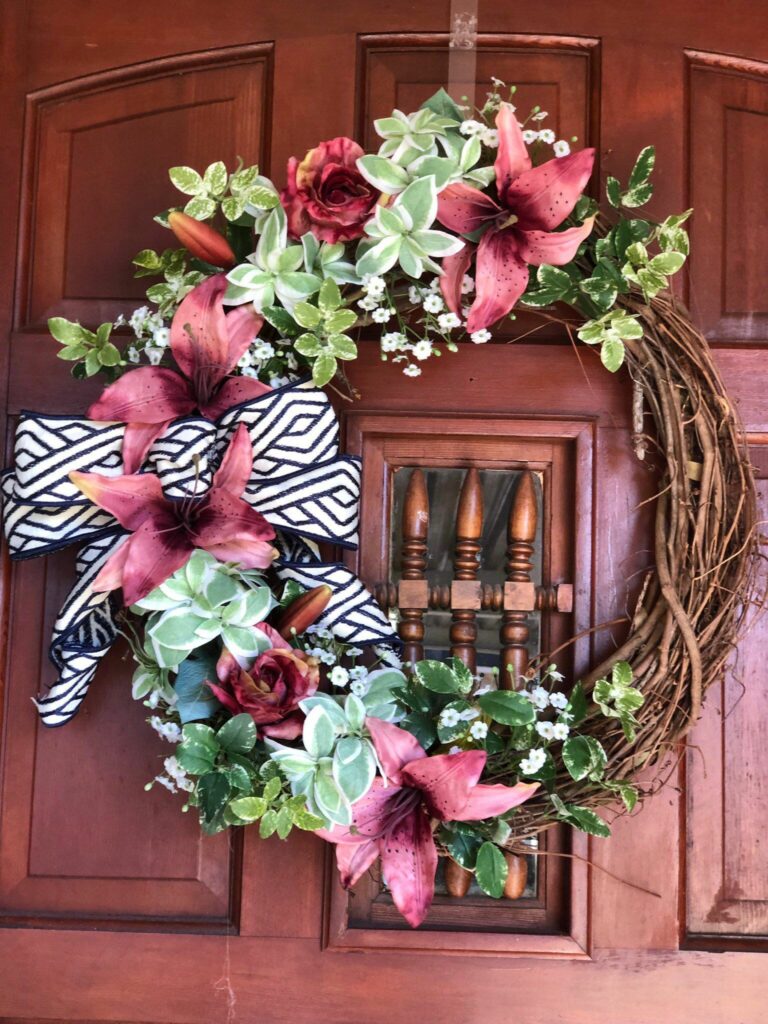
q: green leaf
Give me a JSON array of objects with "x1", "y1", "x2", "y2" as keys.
[
  {"x1": 318, "y1": 277, "x2": 341, "y2": 314},
  {"x1": 621, "y1": 182, "x2": 654, "y2": 208},
  {"x1": 303, "y1": 705, "x2": 336, "y2": 759},
  {"x1": 564, "y1": 804, "x2": 611, "y2": 838},
  {"x1": 400, "y1": 710, "x2": 437, "y2": 750},
  {"x1": 184, "y1": 195, "x2": 217, "y2": 220},
  {"x1": 562, "y1": 736, "x2": 595, "y2": 781},
  {"x1": 420, "y1": 86, "x2": 464, "y2": 123},
  {"x1": 606, "y1": 176, "x2": 622, "y2": 208},
  {"x1": 612, "y1": 661, "x2": 633, "y2": 687},
  {"x1": 396, "y1": 176, "x2": 437, "y2": 232},
  {"x1": 332, "y1": 736, "x2": 375, "y2": 804},
  {"x1": 203, "y1": 160, "x2": 228, "y2": 196},
  {"x1": 48, "y1": 317, "x2": 87, "y2": 345},
  {"x1": 263, "y1": 776, "x2": 282, "y2": 802},
  {"x1": 413, "y1": 660, "x2": 461, "y2": 694},
  {"x1": 436, "y1": 700, "x2": 473, "y2": 743},
  {"x1": 292, "y1": 807, "x2": 326, "y2": 831},
  {"x1": 217, "y1": 713, "x2": 257, "y2": 754},
  {"x1": 294, "y1": 333, "x2": 322, "y2": 357},
  {"x1": 356, "y1": 155, "x2": 411, "y2": 194},
  {"x1": 601, "y1": 336, "x2": 625, "y2": 373},
  {"x1": 292, "y1": 301, "x2": 322, "y2": 330},
  {"x1": 446, "y1": 825, "x2": 482, "y2": 868},
  {"x1": 259, "y1": 809, "x2": 279, "y2": 838},
  {"x1": 229, "y1": 796, "x2": 268, "y2": 822},
  {"x1": 57, "y1": 344, "x2": 88, "y2": 361},
  {"x1": 197, "y1": 772, "x2": 232, "y2": 821},
  {"x1": 650, "y1": 251, "x2": 686, "y2": 276},
  {"x1": 174, "y1": 651, "x2": 222, "y2": 723},
  {"x1": 169, "y1": 166, "x2": 205, "y2": 195},
  {"x1": 628, "y1": 146, "x2": 655, "y2": 189},
  {"x1": 446, "y1": 657, "x2": 473, "y2": 694},
  {"x1": 537, "y1": 265, "x2": 572, "y2": 294},
  {"x1": 324, "y1": 308, "x2": 357, "y2": 334},
  {"x1": 475, "y1": 842, "x2": 508, "y2": 898},
  {"x1": 328, "y1": 334, "x2": 357, "y2": 361},
  {"x1": 312, "y1": 350, "x2": 337, "y2": 387},
  {"x1": 478, "y1": 690, "x2": 536, "y2": 727},
  {"x1": 246, "y1": 185, "x2": 280, "y2": 210},
  {"x1": 99, "y1": 343, "x2": 121, "y2": 366},
  {"x1": 221, "y1": 196, "x2": 244, "y2": 222}
]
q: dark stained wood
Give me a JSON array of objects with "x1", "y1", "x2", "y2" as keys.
[
  {"x1": 449, "y1": 468, "x2": 484, "y2": 670},
  {"x1": 1, "y1": 1, "x2": 768, "y2": 1019},
  {"x1": 500, "y1": 470, "x2": 538, "y2": 688},
  {"x1": 397, "y1": 468, "x2": 429, "y2": 666}
]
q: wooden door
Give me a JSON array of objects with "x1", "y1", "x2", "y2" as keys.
[{"x1": 1, "y1": 2, "x2": 767, "y2": 1021}]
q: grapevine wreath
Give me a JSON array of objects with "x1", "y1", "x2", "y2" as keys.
[{"x1": 1, "y1": 80, "x2": 757, "y2": 927}]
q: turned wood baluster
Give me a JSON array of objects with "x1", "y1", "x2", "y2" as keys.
[
  {"x1": 501, "y1": 470, "x2": 538, "y2": 689},
  {"x1": 398, "y1": 469, "x2": 429, "y2": 666},
  {"x1": 450, "y1": 468, "x2": 484, "y2": 672}
]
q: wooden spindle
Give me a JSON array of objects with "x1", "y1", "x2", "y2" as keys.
[
  {"x1": 444, "y1": 859, "x2": 473, "y2": 898},
  {"x1": 450, "y1": 468, "x2": 483, "y2": 672},
  {"x1": 500, "y1": 471, "x2": 538, "y2": 689},
  {"x1": 503, "y1": 852, "x2": 529, "y2": 900},
  {"x1": 398, "y1": 468, "x2": 429, "y2": 666}
]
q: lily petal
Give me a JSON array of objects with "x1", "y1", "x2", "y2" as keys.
[
  {"x1": 366, "y1": 716, "x2": 426, "y2": 784},
  {"x1": 213, "y1": 423, "x2": 254, "y2": 497},
  {"x1": 495, "y1": 102, "x2": 532, "y2": 202},
  {"x1": 69, "y1": 470, "x2": 167, "y2": 531},
  {"x1": 515, "y1": 216, "x2": 595, "y2": 266},
  {"x1": 201, "y1": 376, "x2": 273, "y2": 420},
  {"x1": 379, "y1": 807, "x2": 437, "y2": 928},
  {"x1": 91, "y1": 536, "x2": 131, "y2": 593},
  {"x1": 122, "y1": 421, "x2": 171, "y2": 474},
  {"x1": 505, "y1": 148, "x2": 596, "y2": 231},
  {"x1": 88, "y1": 367, "x2": 195, "y2": 425},
  {"x1": 334, "y1": 840, "x2": 381, "y2": 888},
  {"x1": 439, "y1": 242, "x2": 475, "y2": 316},
  {"x1": 119, "y1": 516, "x2": 194, "y2": 605},
  {"x1": 170, "y1": 274, "x2": 232, "y2": 388},
  {"x1": 193, "y1": 491, "x2": 276, "y2": 569},
  {"x1": 465, "y1": 228, "x2": 529, "y2": 334},
  {"x1": 225, "y1": 305, "x2": 265, "y2": 365},
  {"x1": 459, "y1": 780, "x2": 540, "y2": 820},
  {"x1": 401, "y1": 749, "x2": 486, "y2": 821},
  {"x1": 436, "y1": 183, "x2": 500, "y2": 234}
]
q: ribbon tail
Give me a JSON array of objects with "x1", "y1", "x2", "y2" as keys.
[{"x1": 36, "y1": 532, "x2": 123, "y2": 727}]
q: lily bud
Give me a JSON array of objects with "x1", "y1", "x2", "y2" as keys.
[
  {"x1": 167, "y1": 211, "x2": 235, "y2": 268},
  {"x1": 274, "y1": 584, "x2": 333, "y2": 640}
]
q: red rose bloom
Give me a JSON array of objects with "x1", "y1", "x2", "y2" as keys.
[
  {"x1": 280, "y1": 137, "x2": 380, "y2": 243},
  {"x1": 206, "y1": 622, "x2": 319, "y2": 739}
]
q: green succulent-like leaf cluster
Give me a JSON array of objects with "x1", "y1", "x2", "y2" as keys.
[
  {"x1": 293, "y1": 279, "x2": 359, "y2": 387},
  {"x1": 266, "y1": 671, "x2": 405, "y2": 827},
  {"x1": 48, "y1": 316, "x2": 123, "y2": 380},
  {"x1": 169, "y1": 161, "x2": 279, "y2": 224},
  {"x1": 132, "y1": 247, "x2": 206, "y2": 317},
  {"x1": 131, "y1": 550, "x2": 276, "y2": 670}
]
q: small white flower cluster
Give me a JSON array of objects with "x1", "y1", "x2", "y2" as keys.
[
  {"x1": 238, "y1": 336, "x2": 298, "y2": 388},
  {"x1": 149, "y1": 715, "x2": 183, "y2": 744},
  {"x1": 153, "y1": 755, "x2": 194, "y2": 794},
  {"x1": 124, "y1": 306, "x2": 170, "y2": 366},
  {"x1": 518, "y1": 667, "x2": 573, "y2": 775},
  {"x1": 519, "y1": 123, "x2": 571, "y2": 157},
  {"x1": 459, "y1": 119, "x2": 500, "y2": 149},
  {"x1": 358, "y1": 275, "x2": 394, "y2": 320},
  {"x1": 438, "y1": 695, "x2": 490, "y2": 745},
  {"x1": 377, "y1": 277, "x2": 471, "y2": 376}
]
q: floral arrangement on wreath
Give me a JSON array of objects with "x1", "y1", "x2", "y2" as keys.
[{"x1": 1, "y1": 79, "x2": 695, "y2": 928}]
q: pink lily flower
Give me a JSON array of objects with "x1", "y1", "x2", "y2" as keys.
[
  {"x1": 437, "y1": 104, "x2": 596, "y2": 333},
  {"x1": 89, "y1": 274, "x2": 271, "y2": 472},
  {"x1": 69, "y1": 423, "x2": 277, "y2": 606},
  {"x1": 320, "y1": 716, "x2": 538, "y2": 928}
]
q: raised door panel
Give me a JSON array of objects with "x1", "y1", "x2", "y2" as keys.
[
  {"x1": 687, "y1": 50, "x2": 768, "y2": 342},
  {"x1": 16, "y1": 44, "x2": 273, "y2": 331}
]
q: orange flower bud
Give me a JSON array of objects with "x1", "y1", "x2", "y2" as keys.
[
  {"x1": 274, "y1": 584, "x2": 333, "y2": 640},
  {"x1": 167, "y1": 211, "x2": 235, "y2": 268}
]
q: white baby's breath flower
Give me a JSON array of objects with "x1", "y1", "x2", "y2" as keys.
[
  {"x1": 552, "y1": 722, "x2": 570, "y2": 741},
  {"x1": 481, "y1": 128, "x2": 499, "y2": 148},
  {"x1": 152, "y1": 326, "x2": 170, "y2": 348},
  {"x1": 437, "y1": 312, "x2": 461, "y2": 331},
  {"x1": 461, "y1": 274, "x2": 475, "y2": 295},
  {"x1": 412, "y1": 339, "x2": 433, "y2": 361},
  {"x1": 470, "y1": 328, "x2": 492, "y2": 344},
  {"x1": 536, "y1": 721, "x2": 556, "y2": 741},
  {"x1": 527, "y1": 685, "x2": 550, "y2": 710},
  {"x1": 459, "y1": 119, "x2": 485, "y2": 137},
  {"x1": 532, "y1": 110, "x2": 549, "y2": 122},
  {"x1": 113, "y1": 313, "x2": 127, "y2": 328},
  {"x1": 519, "y1": 748, "x2": 547, "y2": 775},
  {"x1": 522, "y1": 129, "x2": 538, "y2": 144},
  {"x1": 350, "y1": 680, "x2": 368, "y2": 698},
  {"x1": 553, "y1": 140, "x2": 571, "y2": 157},
  {"x1": 538, "y1": 128, "x2": 556, "y2": 144},
  {"x1": 549, "y1": 691, "x2": 569, "y2": 710},
  {"x1": 423, "y1": 294, "x2": 444, "y2": 314},
  {"x1": 241, "y1": 365, "x2": 260, "y2": 378},
  {"x1": 363, "y1": 274, "x2": 386, "y2": 297},
  {"x1": 126, "y1": 346, "x2": 140, "y2": 364},
  {"x1": 269, "y1": 375, "x2": 290, "y2": 388},
  {"x1": 253, "y1": 339, "x2": 275, "y2": 360},
  {"x1": 237, "y1": 351, "x2": 253, "y2": 368},
  {"x1": 129, "y1": 306, "x2": 150, "y2": 335},
  {"x1": 330, "y1": 666, "x2": 350, "y2": 687},
  {"x1": 403, "y1": 363, "x2": 422, "y2": 377},
  {"x1": 372, "y1": 307, "x2": 394, "y2": 324},
  {"x1": 491, "y1": 76, "x2": 506, "y2": 87},
  {"x1": 358, "y1": 295, "x2": 379, "y2": 311},
  {"x1": 408, "y1": 285, "x2": 423, "y2": 305},
  {"x1": 145, "y1": 345, "x2": 164, "y2": 366},
  {"x1": 381, "y1": 331, "x2": 406, "y2": 353},
  {"x1": 154, "y1": 774, "x2": 177, "y2": 793},
  {"x1": 469, "y1": 721, "x2": 489, "y2": 740},
  {"x1": 440, "y1": 707, "x2": 461, "y2": 728}
]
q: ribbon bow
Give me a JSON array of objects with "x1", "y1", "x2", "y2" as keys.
[{"x1": 1, "y1": 377, "x2": 396, "y2": 727}]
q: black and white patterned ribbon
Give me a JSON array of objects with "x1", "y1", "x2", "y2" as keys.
[{"x1": 2, "y1": 378, "x2": 396, "y2": 726}]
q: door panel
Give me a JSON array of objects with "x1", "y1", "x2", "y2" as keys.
[{"x1": 1, "y1": 2, "x2": 767, "y2": 1021}]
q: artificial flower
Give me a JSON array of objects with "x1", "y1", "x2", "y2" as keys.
[
  {"x1": 437, "y1": 103, "x2": 595, "y2": 332},
  {"x1": 88, "y1": 275, "x2": 269, "y2": 471},
  {"x1": 207, "y1": 622, "x2": 319, "y2": 739},
  {"x1": 69, "y1": 424, "x2": 276, "y2": 605},
  {"x1": 281, "y1": 137, "x2": 380, "y2": 243},
  {"x1": 320, "y1": 717, "x2": 538, "y2": 927}
]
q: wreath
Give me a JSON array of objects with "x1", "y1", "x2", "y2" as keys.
[{"x1": 1, "y1": 79, "x2": 756, "y2": 928}]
